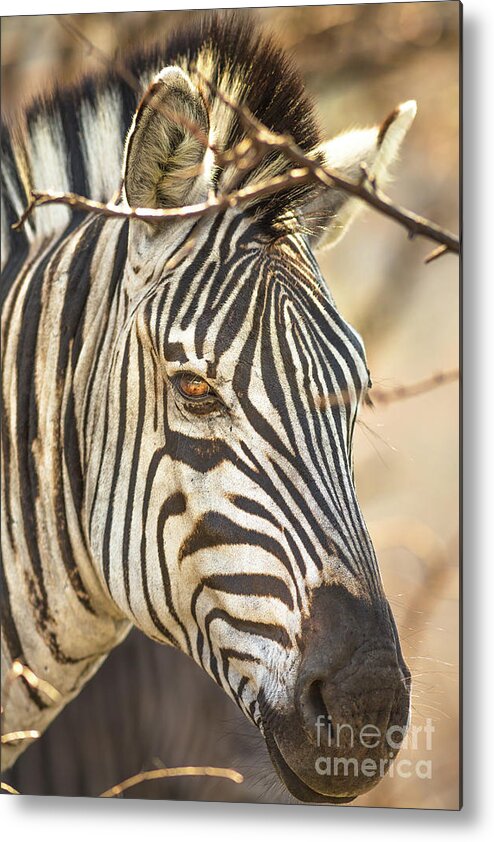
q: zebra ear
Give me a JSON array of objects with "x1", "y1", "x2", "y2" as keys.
[
  {"x1": 302, "y1": 100, "x2": 417, "y2": 249},
  {"x1": 123, "y1": 67, "x2": 210, "y2": 210}
]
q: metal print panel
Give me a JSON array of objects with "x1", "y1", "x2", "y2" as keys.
[{"x1": 1, "y1": 1, "x2": 461, "y2": 810}]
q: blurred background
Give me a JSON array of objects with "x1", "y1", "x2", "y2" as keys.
[{"x1": 1, "y1": 2, "x2": 460, "y2": 811}]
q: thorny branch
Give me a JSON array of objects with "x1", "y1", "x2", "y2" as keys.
[
  {"x1": 317, "y1": 368, "x2": 459, "y2": 412},
  {"x1": 13, "y1": 16, "x2": 460, "y2": 263},
  {"x1": 365, "y1": 368, "x2": 459, "y2": 407},
  {"x1": 13, "y1": 153, "x2": 459, "y2": 261},
  {"x1": 12, "y1": 169, "x2": 313, "y2": 232},
  {"x1": 198, "y1": 74, "x2": 460, "y2": 259}
]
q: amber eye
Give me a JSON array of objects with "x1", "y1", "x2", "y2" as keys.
[{"x1": 176, "y1": 372, "x2": 212, "y2": 400}]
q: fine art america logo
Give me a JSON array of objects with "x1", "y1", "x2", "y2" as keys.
[{"x1": 314, "y1": 715, "x2": 434, "y2": 781}]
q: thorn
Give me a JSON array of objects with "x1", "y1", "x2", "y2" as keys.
[{"x1": 424, "y1": 244, "x2": 449, "y2": 264}]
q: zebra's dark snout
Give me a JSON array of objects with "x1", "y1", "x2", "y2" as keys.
[
  {"x1": 262, "y1": 585, "x2": 411, "y2": 803},
  {"x1": 296, "y1": 583, "x2": 409, "y2": 742},
  {"x1": 297, "y1": 665, "x2": 405, "y2": 748}
]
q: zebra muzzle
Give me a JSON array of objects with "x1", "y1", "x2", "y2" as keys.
[{"x1": 260, "y1": 584, "x2": 411, "y2": 803}]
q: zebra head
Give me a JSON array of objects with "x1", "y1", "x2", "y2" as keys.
[{"x1": 87, "y1": 18, "x2": 416, "y2": 804}]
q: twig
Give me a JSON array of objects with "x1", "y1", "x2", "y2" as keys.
[
  {"x1": 99, "y1": 765, "x2": 244, "y2": 798},
  {"x1": 15, "y1": 17, "x2": 459, "y2": 263},
  {"x1": 318, "y1": 368, "x2": 458, "y2": 412},
  {"x1": 424, "y1": 244, "x2": 449, "y2": 264},
  {"x1": 198, "y1": 74, "x2": 460, "y2": 259},
  {"x1": 13, "y1": 141, "x2": 459, "y2": 261},
  {"x1": 1, "y1": 781, "x2": 20, "y2": 795},
  {"x1": 367, "y1": 368, "x2": 459, "y2": 407},
  {"x1": 13, "y1": 169, "x2": 312, "y2": 231},
  {"x1": 1, "y1": 660, "x2": 61, "y2": 743},
  {"x1": 1, "y1": 729, "x2": 40, "y2": 745},
  {"x1": 1, "y1": 660, "x2": 61, "y2": 710}
]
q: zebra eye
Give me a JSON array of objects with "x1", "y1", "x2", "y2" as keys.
[
  {"x1": 176, "y1": 372, "x2": 211, "y2": 399},
  {"x1": 172, "y1": 371, "x2": 225, "y2": 415}
]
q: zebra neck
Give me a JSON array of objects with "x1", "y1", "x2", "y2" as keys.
[{"x1": 1, "y1": 216, "x2": 133, "y2": 767}]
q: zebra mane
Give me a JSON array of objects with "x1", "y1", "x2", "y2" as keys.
[{"x1": 1, "y1": 13, "x2": 321, "y2": 264}]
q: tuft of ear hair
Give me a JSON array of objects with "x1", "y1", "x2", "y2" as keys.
[
  {"x1": 122, "y1": 67, "x2": 210, "y2": 210},
  {"x1": 303, "y1": 100, "x2": 417, "y2": 249}
]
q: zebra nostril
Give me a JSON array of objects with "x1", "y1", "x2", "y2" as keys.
[{"x1": 298, "y1": 677, "x2": 333, "y2": 744}]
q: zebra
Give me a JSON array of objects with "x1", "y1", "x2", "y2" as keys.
[{"x1": 1, "y1": 14, "x2": 416, "y2": 803}]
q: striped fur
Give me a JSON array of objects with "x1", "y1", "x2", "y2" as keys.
[{"x1": 1, "y1": 14, "x2": 415, "y2": 799}]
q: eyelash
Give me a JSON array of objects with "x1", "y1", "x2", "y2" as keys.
[{"x1": 364, "y1": 377, "x2": 374, "y2": 408}]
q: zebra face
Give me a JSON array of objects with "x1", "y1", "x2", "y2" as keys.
[
  {"x1": 87, "y1": 52, "x2": 416, "y2": 803},
  {"x1": 88, "y1": 211, "x2": 410, "y2": 804}
]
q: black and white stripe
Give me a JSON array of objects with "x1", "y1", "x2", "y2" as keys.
[{"x1": 1, "y1": 13, "x2": 415, "y2": 782}]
